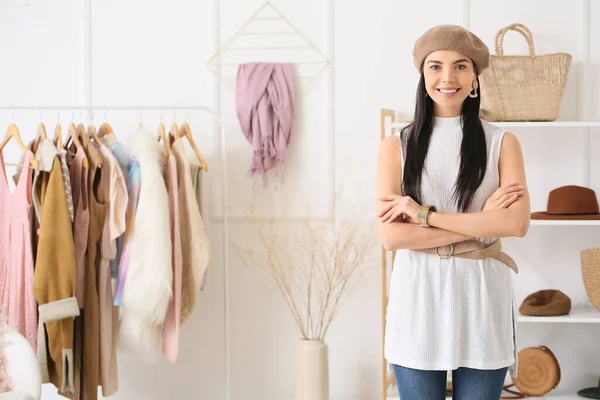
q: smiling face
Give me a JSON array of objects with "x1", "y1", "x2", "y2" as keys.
[{"x1": 423, "y1": 50, "x2": 477, "y2": 117}]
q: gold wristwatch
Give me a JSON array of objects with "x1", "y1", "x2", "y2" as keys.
[{"x1": 417, "y1": 205, "x2": 436, "y2": 227}]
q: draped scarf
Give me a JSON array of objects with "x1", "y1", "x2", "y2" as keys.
[{"x1": 236, "y1": 62, "x2": 296, "y2": 185}]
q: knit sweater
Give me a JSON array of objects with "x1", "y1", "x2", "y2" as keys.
[{"x1": 172, "y1": 140, "x2": 210, "y2": 322}]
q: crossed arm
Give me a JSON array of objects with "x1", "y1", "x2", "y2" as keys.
[{"x1": 376, "y1": 133, "x2": 530, "y2": 251}]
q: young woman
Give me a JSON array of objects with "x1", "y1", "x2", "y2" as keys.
[{"x1": 376, "y1": 25, "x2": 531, "y2": 400}]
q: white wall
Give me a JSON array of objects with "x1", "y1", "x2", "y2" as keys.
[{"x1": 0, "y1": 0, "x2": 598, "y2": 399}]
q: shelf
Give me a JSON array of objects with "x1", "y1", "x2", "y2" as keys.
[
  {"x1": 490, "y1": 121, "x2": 600, "y2": 128},
  {"x1": 518, "y1": 308, "x2": 600, "y2": 323},
  {"x1": 530, "y1": 219, "x2": 600, "y2": 226},
  {"x1": 387, "y1": 396, "x2": 581, "y2": 400},
  {"x1": 386, "y1": 391, "x2": 583, "y2": 399},
  {"x1": 495, "y1": 121, "x2": 600, "y2": 128},
  {"x1": 387, "y1": 121, "x2": 600, "y2": 129}
]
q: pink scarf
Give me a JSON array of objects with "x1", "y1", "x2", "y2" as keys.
[{"x1": 236, "y1": 62, "x2": 296, "y2": 185}]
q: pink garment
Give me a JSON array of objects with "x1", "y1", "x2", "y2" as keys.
[
  {"x1": 236, "y1": 62, "x2": 297, "y2": 184},
  {"x1": 162, "y1": 154, "x2": 182, "y2": 362},
  {"x1": 0, "y1": 152, "x2": 37, "y2": 351}
]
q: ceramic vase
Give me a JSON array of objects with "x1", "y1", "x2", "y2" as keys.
[{"x1": 295, "y1": 339, "x2": 329, "y2": 400}]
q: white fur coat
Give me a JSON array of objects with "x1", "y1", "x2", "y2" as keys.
[
  {"x1": 119, "y1": 127, "x2": 172, "y2": 361},
  {"x1": 0, "y1": 316, "x2": 41, "y2": 399}
]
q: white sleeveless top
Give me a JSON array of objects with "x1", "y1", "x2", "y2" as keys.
[{"x1": 384, "y1": 116, "x2": 518, "y2": 377}]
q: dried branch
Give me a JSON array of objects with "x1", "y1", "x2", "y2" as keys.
[{"x1": 231, "y1": 211, "x2": 376, "y2": 341}]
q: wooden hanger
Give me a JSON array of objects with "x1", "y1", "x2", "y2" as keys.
[
  {"x1": 78, "y1": 123, "x2": 101, "y2": 169},
  {"x1": 67, "y1": 122, "x2": 81, "y2": 149},
  {"x1": 93, "y1": 109, "x2": 115, "y2": 140},
  {"x1": 169, "y1": 122, "x2": 179, "y2": 146},
  {"x1": 67, "y1": 123, "x2": 89, "y2": 170},
  {"x1": 0, "y1": 124, "x2": 39, "y2": 169},
  {"x1": 87, "y1": 123, "x2": 104, "y2": 148},
  {"x1": 168, "y1": 122, "x2": 176, "y2": 144},
  {"x1": 158, "y1": 122, "x2": 172, "y2": 155},
  {"x1": 76, "y1": 123, "x2": 87, "y2": 143},
  {"x1": 53, "y1": 123, "x2": 64, "y2": 150},
  {"x1": 98, "y1": 122, "x2": 114, "y2": 139},
  {"x1": 177, "y1": 122, "x2": 208, "y2": 171},
  {"x1": 32, "y1": 122, "x2": 47, "y2": 153},
  {"x1": 37, "y1": 122, "x2": 47, "y2": 139},
  {"x1": 87, "y1": 112, "x2": 104, "y2": 146}
]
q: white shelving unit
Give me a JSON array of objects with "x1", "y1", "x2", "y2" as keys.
[
  {"x1": 518, "y1": 308, "x2": 600, "y2": 324},
  {"x1": 530, "y1": 220, "x2": 600, "y2": 226},
  {"x1": 386, "y1": 120, "x2": 600, "y2": 129},
  {"x1": 386, "y1": 393, "x2": 583, "y2": 400}
]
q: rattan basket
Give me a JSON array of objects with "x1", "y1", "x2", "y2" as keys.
[
  {"x1": 510, "y1": 346, "x2": 561, "y2": 397},
  {"x1": 479, "y1": 23, "x2": 572, "y2": 122}
]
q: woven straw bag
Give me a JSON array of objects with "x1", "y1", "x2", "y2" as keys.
[
  {"x1": 479, "y1": 23, "x2": 572, "y2": 122},
  {"x1": 581, "y1": 248, "x2": 600, "y2": 311}
]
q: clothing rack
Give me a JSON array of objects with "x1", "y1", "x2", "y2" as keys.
[
  {"x1": 0, "y1": 104, "x2": 231, "y2": 399},
  {"x1": 0, "y1": 106, "x2": 217, "y2": 110},
  {"x1": 0, "y1": 105, "x2": 223, "y2": 118}
]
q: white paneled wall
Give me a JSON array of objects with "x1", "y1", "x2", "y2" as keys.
[{"x1": 0, "y1": 0, "x2": 597, "y2": 399}]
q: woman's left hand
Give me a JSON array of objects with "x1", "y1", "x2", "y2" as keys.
[{"x1": 378, "y1": 194, "x2": 420, "y2": 223}]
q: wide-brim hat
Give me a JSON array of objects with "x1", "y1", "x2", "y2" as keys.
[
  {"x1": 581, "y1": 248, "x2": 600, "y2": 312},
  {"x1": 531, "y1": 185, "x2": 600, "y2": 220},
  {"x1": 519, "y1": 289, "x2": 571, "y2": 316}
]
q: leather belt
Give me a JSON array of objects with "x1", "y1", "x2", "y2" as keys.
[{"x1": 412, "y1": 239, "x2": 518, "y2": 274}]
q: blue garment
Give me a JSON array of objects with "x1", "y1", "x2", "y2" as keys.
[
  {"x1": 103, "y1": 135, "x2": 141, "y2": 306},
  {"x1": 392, "y1": 364, "x2": 509, "y2": 400}
]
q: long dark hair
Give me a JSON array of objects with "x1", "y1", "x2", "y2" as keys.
[{"x1": 400, "y1": 73, "x2": 487, "y2": 212}]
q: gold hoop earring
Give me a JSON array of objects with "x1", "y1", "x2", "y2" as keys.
[{"x1": 468, "y1": 80, "x2": 478, "y2": 98}]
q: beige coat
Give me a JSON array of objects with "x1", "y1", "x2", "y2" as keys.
[{"x1": 172, "y1": 140, "x2": 210, "y2": 323}]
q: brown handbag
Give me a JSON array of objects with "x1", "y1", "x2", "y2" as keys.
[{"x1": 501, "y1": 346, "x2": 561, "y2": 399}]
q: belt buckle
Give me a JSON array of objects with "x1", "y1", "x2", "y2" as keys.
[{"x1": 435, "y1": 244, "x2": 454, "y2": 259}]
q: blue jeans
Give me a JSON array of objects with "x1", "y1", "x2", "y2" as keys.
[{"x1": 392, "y1": 364, "x2": 509, "y2": 400}]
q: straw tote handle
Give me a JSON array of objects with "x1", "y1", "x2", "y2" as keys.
[{"x1": 495, "y1": 23, "x2": 535, "y2": 57}]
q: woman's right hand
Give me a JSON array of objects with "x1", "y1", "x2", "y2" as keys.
[{"x1": 482, "y1": 182, "x2": 524, "y2": 211}]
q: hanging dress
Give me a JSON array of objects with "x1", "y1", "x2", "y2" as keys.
[
  {"x1": 0, "y1": 151, "x2": 37, "y2": 351},
  {"x1": 67, "y1": 145, "x2": 90, "y2": 308},
  {"x1": 81, "y1": 135, "x2": 107, "y2": 400},
  {"x1": 61, "y1": 143, "x2": 89, "y2": 400},
  {"x1": 162, "y1": 152, "x2": 182, "y2": 362},
  {"x1": 61, "y1": 135, "x2": 107, "y2": 400},
  {"x1": 97, "y1": 144, "x2": 127, "y2": 396}
]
